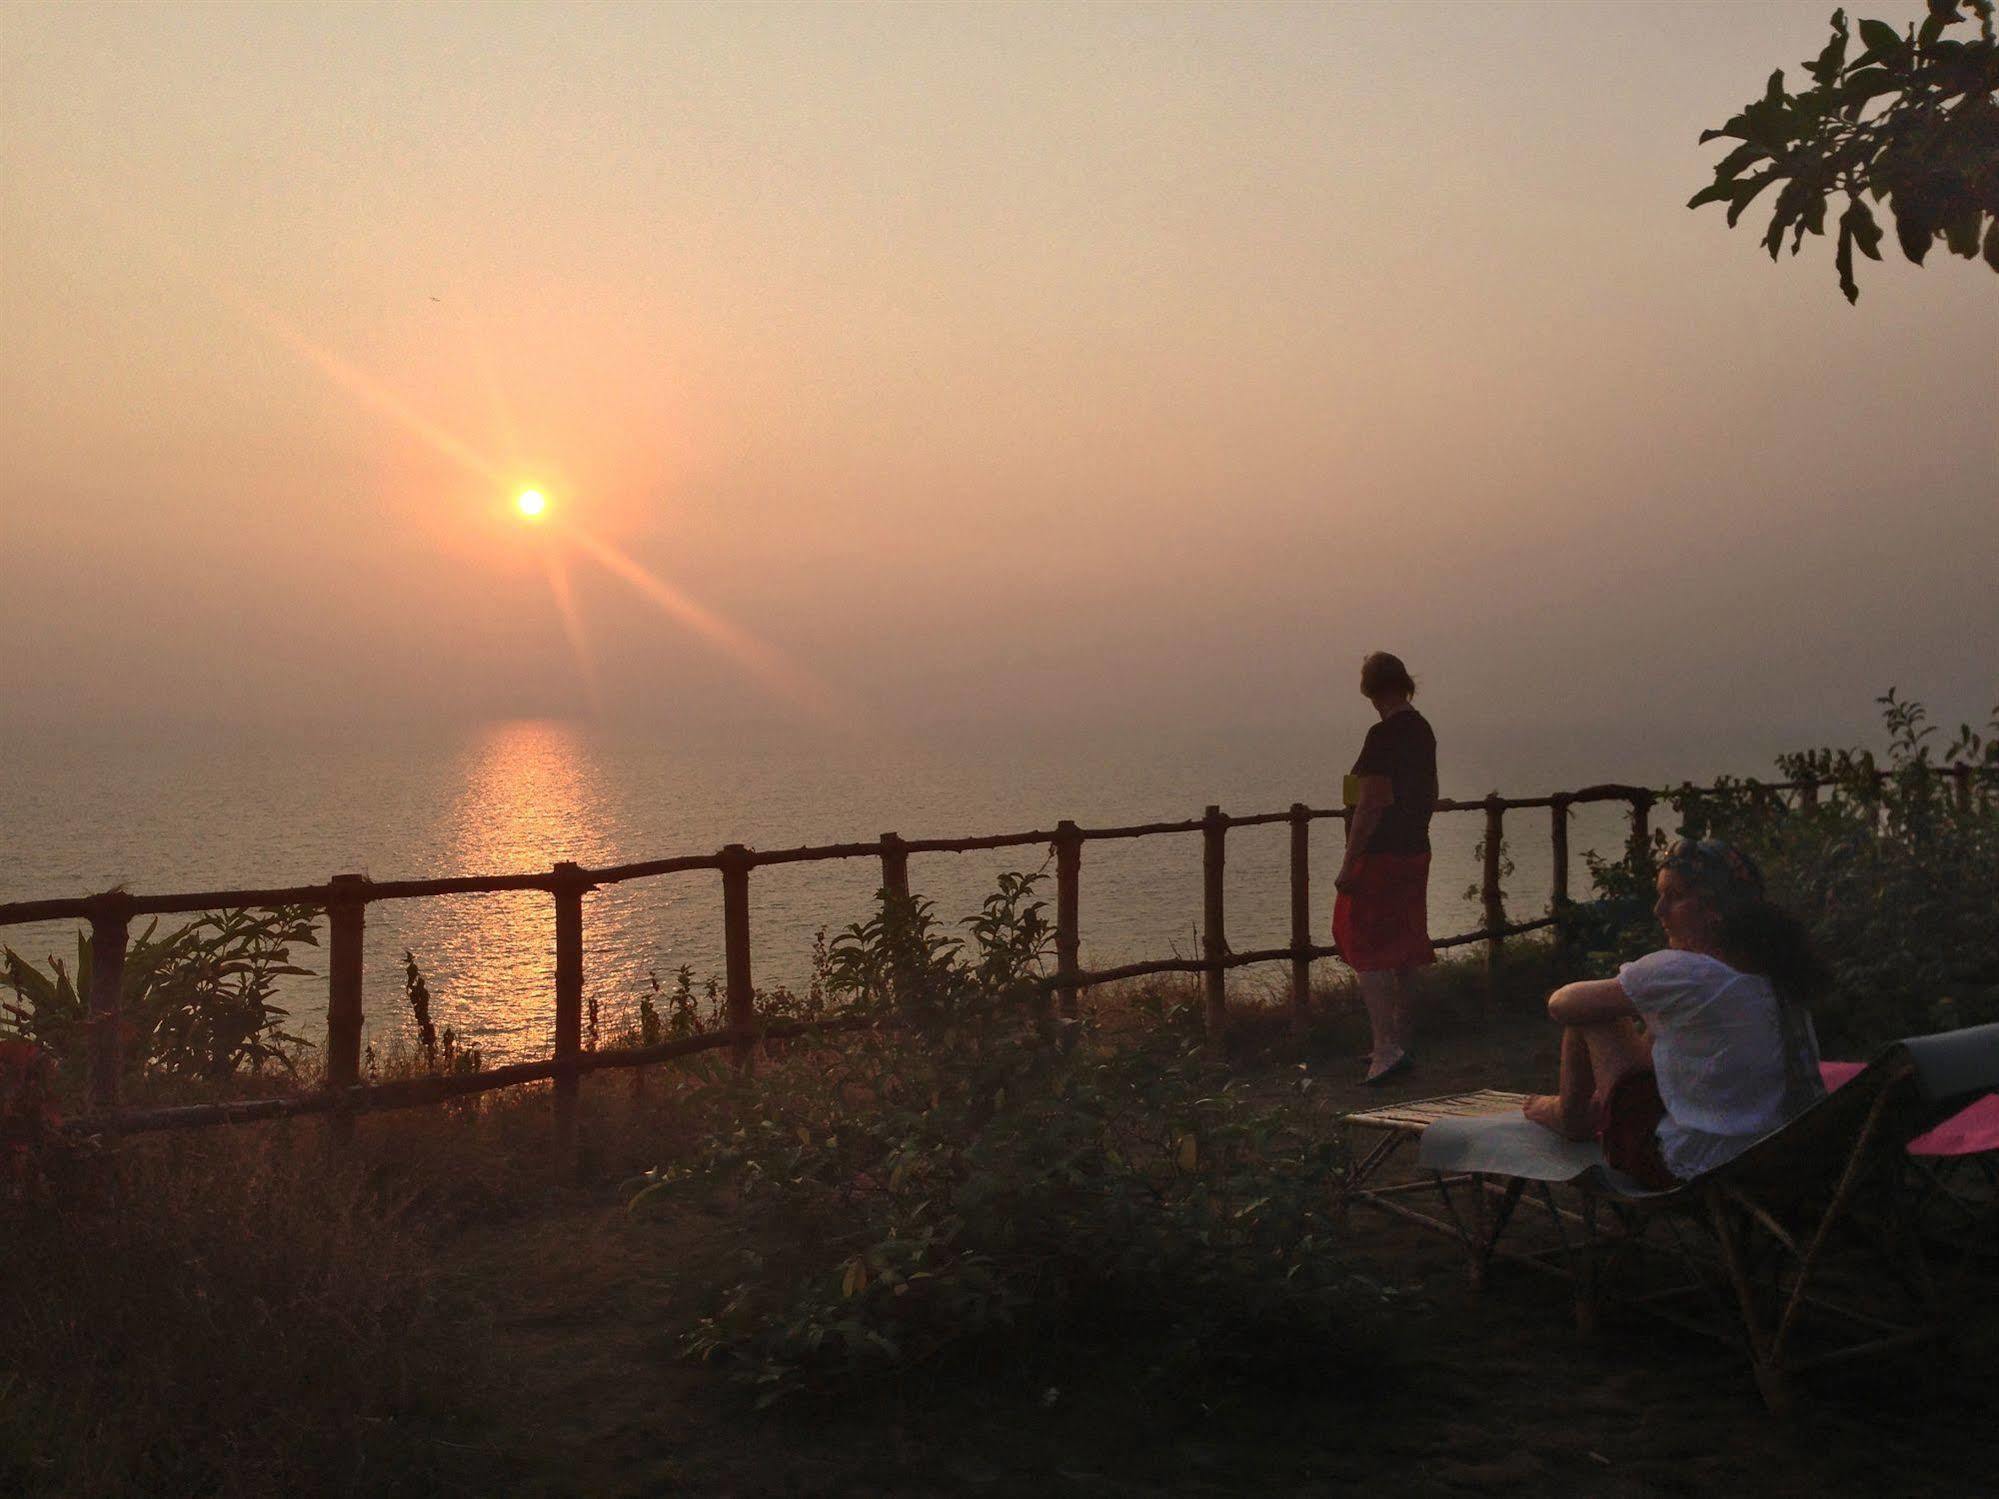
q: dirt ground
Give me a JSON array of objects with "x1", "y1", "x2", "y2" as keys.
[{"x1": 429, "y1": 986, "x2": 1999, "y2": 1498}]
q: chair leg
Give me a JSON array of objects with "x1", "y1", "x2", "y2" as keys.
[
  {"x1": 1752, "y1": 1360, "x2": 1794, "y2": 1418},
  {"x1": 1892, "y1": 1172, "x2": 1955, "y2": 1373},
  {"x1": 1575, "y1": 1194, "x2": 1602, "y2": 1339},
  {"x1": 1336, "y1": 1130, "x2": 1407, "y2": 1229},
  {"x1": 1708, "y1": 1192, "x2": 1790, "y2": 1415},
  {"x1": 1474, "y1": 1177, "x2": 1525, "y2": 1290},
  {"x1": 1466, "y1": 1172, "x2": 1490, "y2": 1289}
]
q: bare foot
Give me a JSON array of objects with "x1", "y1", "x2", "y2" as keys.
[{"x1": 1522, "y1": 1093, "x2": 1594, "y2": 1141}]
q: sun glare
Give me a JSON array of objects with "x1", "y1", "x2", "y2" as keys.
[{"x1": 516, "y1": 488, "x2": 548, "y2": 519}]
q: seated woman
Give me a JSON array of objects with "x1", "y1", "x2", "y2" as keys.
[{"x1": 1522, "y1": 838, "x2": 1828, "y2": 1190}]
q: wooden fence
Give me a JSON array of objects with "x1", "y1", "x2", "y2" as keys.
[{"x1": 1, "y1": 762, "x2": 1987, "y2": 1140}]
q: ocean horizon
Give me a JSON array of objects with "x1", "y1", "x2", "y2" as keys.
[{"x1": 0, "y1": 711, "x2": 1833, "y2": 1063}]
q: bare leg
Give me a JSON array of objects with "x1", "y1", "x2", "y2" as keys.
[
  {"x1": 1356, "y1": 969, "x2": 1406, "y2": 1077},
  {"x1": 1392, "y1": 966, "x2": 1420, "y2": 1055},
  {"x1": 1583, "y1": 1017, "x2": 1652, "y2": 1094},
  {"x1": 1523, "y1": 1019, "x2": 1651, "y2": 1140}
]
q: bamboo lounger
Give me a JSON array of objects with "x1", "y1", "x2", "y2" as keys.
[{"x1": 1338, "y1": 1023, "x2": 1999, "y2": 1412}]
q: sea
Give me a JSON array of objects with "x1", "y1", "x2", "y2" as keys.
[{"x1": 0, "y1": 716, "x2": 1761, "y2": 1064}]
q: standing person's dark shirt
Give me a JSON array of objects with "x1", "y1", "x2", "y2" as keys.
[{"x1": 1350, "y1": 708, "x2": 1438, "y2": 855}]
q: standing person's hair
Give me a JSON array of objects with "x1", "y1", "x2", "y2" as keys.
[{"x1": 1360, "y1": 651, "x2": 1416, "y2": 700}]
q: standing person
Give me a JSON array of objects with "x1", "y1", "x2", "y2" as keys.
[{"x1": 1334, "y1": 651, "x2": 1438, "y2": 1083}]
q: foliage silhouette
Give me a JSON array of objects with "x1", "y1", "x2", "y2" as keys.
[{"x1": 1690, "y1": 1, "x2": 1999, "y2": 301}]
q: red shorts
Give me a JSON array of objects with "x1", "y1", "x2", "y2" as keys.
[
  {"x1": 1596, "y1": 1069, "x2": 1678, "y2": 1191},
  {"x1": 1332, "y1": 852, "x2": 1436, "y2": 972}
]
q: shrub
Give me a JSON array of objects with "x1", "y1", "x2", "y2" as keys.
[
  {"x1": 627, "y1": 873, "x2": 1353, "y2": 1408},
  {"x1": 1, "y1": 906, "x2": 318, "y2": 1094},
  {"x1": 1571, "y1": 692, "x2": 1999, "y2": 1051},
  {"x1": 0, "y1": 1040, "x2": 62, "y2": 1194}
]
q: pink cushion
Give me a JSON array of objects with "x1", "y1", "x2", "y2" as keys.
[
  {"x1": 1820, "y1": 1060, "x2": 1999, "y2": 1157},
  {"x1": 1908, "y1": 1094, "x2": 1999, "y2": 1158},
  {"x1": 1819, "y1": 1060, "x2": 1867, "y2": 1089}
]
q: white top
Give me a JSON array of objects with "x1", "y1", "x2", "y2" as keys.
[{"x1": 1616, "y1": 948, "x2": 1819, "y2": 1182}]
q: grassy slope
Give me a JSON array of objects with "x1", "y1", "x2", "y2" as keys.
[{"x1": 5, "y1": 953, "x2": 1994, "y2": 1497}]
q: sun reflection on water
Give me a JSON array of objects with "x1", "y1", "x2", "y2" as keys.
[
  {"x1": 417, "y1": 720, "x2": 612, "y2": 1054},
  {"x1": 448, "y1": 719, "x2": 609, "y2": 872}
]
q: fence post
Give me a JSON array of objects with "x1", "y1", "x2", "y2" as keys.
[
  {"x1": 1953, "y1": 762, "x2": 1973, "y2": 813},
  {"x1": 1288, "y1": 803, "x2": 1311, "y2": 1035},
  {"x1": 1548, "y1": 797, "x2": 1571, "y2": 911},
  {"x1": 552, "y1": 862, "x2": 586, "y2": 1151},
  {"x1": 1055, "y1": 820, "x2": 1082, "y2": 1021},
  {"x1": 1202, "y1": 806, "x2": 1228, "y2": 1046},
  {"x1": 1629, "y1": 791, "x2": 1654, "y2": 862},
  {"x1": 721, "y1": 845, "x2": 756, "y2": 1069},
  {"x1": 878, "y1": 833, "x2": 909, "y2": 901},
  {"x1": 1481, "y1": 795, "x2": 1505, "y2": 1005},
  {"x1": 325, "y1": 874, "x2": 368, "y2": 1141},
  {"x1": 86, "y1": 893, "x2": 131, "y2": 1113},
  {"x1": 1548, "y1": 797, "x2": 1571, "y2": 956}
]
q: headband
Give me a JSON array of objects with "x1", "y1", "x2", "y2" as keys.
[{"x1": 1662, "y1": 837, "x2": 1764, "y2": 903}]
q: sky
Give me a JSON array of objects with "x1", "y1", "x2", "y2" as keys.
[{"x1": 3, "y1": 0, "x2": 1995, "y2": 760}]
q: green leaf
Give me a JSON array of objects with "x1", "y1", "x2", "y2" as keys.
[
  {"x1": 1712, "y1": 142, "x2": 1768, "y2": 182},
  {"x1": 1842, "y1": 197, "x2": 1885, "y2": 261},
  {"x1": 1796, "y1": 191, "x2": 1829, "y2": 251},
  {"x1": 1839, "y1": 66, "x2": 1901, "y2": 110},
  {"x1": 1835, "y1": 219, "x2": 1861, "y2": 302},
  {"x1": 2, "y1": 953, "x2": 58, "y2": 1011},
  {"x1": 1810, "y1": 11, "x2": 1851, "y2": 83},
  {"x1": 1763, "y1": 179, "x2": 1810, "y2": 257},
  {"x1": 1893, "y1": 196, "x2": 1934, "y2": 263},
  {"x1": 1941, "y1": 204, "x2": 1982, "y2": 258},
  {"x1": 624, "y1": 1178, "x2": 674, "y2": 1214},
  {"x1": 1726, "y1": 168, "x2": 1782, "y2": 227},
  {"x1": 1856, "y1": 18, "x2": 1904, "y2": 58},
  {"x1": 1919, "y1": 0, "x2": 1977, "y2": 44},
  {"x1": 1740, "y1": 96, "x2": 1795, "y2": 151}
]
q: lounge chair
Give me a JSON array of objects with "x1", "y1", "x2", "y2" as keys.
[
  {"x1": 1822, "y1": 1058, "x2": 1999, "y2": 1261},
  {"x1": 1338, "y1": 1023, "x2": 1999, "y2": 1412}
]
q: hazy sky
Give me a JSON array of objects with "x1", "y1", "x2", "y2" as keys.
[{"x1": 3, "y1": 1, "x2": 1994, "y2": 754}]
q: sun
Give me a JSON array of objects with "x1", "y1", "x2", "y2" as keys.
[{"x1": 515, "y1": 488, "x2": 548, "y2": 519}]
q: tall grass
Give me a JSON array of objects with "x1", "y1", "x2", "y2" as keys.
[
  {"x1": 0, "y1": 917, "x2": 1564, "y2": 1497},
  {"x1": 0, "y1": 1128, "x2": 478, "y2": 1497}
]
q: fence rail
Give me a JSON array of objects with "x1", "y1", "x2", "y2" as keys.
[{"x1": 3, "y1": 762, "x2": 1987, "y2": 1139}]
